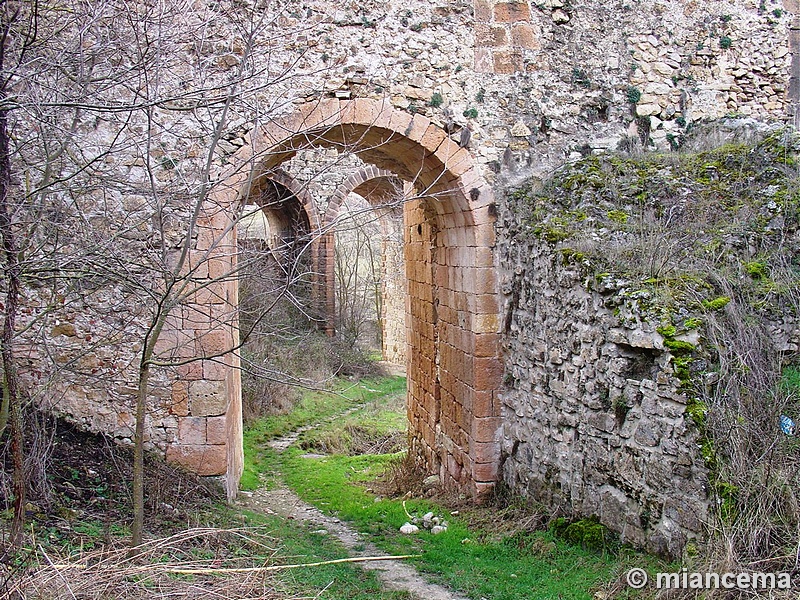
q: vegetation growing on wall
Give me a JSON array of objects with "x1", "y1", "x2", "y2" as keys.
[{"x1": 508, "y1": 125, "x2": 800, "y2": 568}]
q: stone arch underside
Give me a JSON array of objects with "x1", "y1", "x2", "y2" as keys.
[
  {"x1": 242, "y1": 169, "x2": 324, "y2": 322},
  {"x1": 168, "y1": 99, "x2": 504, "y2": 498},
  {"x1": 246, "y1": 169, "x2": 318, "y2": 249}
]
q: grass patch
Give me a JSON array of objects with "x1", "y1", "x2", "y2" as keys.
[
  {"x1": 781, "y1": 365, "x2": 800, "y2": 396},
  {"x1": 242, "y1": 375, "x2": 671, "y2": 599},
  {"x1": 299, "y1": 388, "x2": 407, "y2": 455},
  {"x1": 273, "y1": 448, "x2": 667, "y2": 599},
  {"x1": 233, "y1": 507, "x2": 413, "y2": 600},
  {"x1": 241, "y1": 376, "x2": 406, "y2": 490}
]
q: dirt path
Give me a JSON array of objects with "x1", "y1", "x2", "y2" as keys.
[{"x1": 237, "y1": 406, "x2": 469, "y2": 600}]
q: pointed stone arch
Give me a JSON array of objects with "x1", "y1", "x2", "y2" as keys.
[{"x1": 171, "y1": 99, "x2": 503, "y2": 499}]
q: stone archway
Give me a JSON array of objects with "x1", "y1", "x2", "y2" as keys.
[
  {"x1": 318, "y1": 166, "x2": 405, "y2": 353},
  {"x1": 241, "y1": 168, "x2": 325, "y2": 322},
  {"x1": 169, "y1": 99, "x2": 503, "y2": 499}
]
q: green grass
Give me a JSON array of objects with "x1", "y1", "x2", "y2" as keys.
[
  {"x1": 242, "y1": 376, "x2": 670, "y2": 599},
  {"x1": 781, "y1": 365, "x2": 800, "y2": 395},
  {"x1": 275, "y1": 449, "x2": 665, "y2": 600},
  {"x1": 241, "y1": 376, "x2": 406, "y2": 490},
  {"x1": 298, "y1": 387, "x2": 407, "y2": 454},
  {"x1": 229, "y1": 507, "x2": 412, "y2": 600}
]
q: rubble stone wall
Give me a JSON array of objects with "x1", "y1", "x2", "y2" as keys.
[{"x1": 497, "y1": 223, "x2": 710, "y2": 556}]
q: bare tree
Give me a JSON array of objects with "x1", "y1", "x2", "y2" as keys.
[
  {"x1": 335, "y1": 194, "x2": 384, "y2": 350},
  {"x1": 0, "y1": 0, "x2": 326, "y2": 548}
]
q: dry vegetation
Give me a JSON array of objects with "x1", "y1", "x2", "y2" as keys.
[{"x1": 6, "y1": 528, "x2": 286, "y2": 600}]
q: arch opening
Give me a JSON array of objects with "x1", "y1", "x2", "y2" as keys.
[{"x1": 175, "y1": 99, "x2": 503, "y2": 499}]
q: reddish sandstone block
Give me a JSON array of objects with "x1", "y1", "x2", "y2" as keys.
[
  {"x1": 189, "y1": 379, "x2": 227, "y2": 417},
  {"x1": 474, "y1": 246, "x2": 495, "y2": 268},
  {"x1": 474, "y1": 332, "x2": 501, "y2": 358},
  {"x1": 196, "y1": 206, "x2": 230, "y2": 229},
  {"x1": 202, "y1": 359, "x2": 228, "y2": 381},
  {"x1": 195, "y1": 224, "x2": 229, "y2": 251},
  {"x1": 475, "y1": 23, "x2": 509, "y2": 47},
  {"x1": 340, "y1": 98, "x2": 374, "y2": 127},
  {"x1": 435, "y1": 144, "x2": 473, "y2": 178},
  {"x1": 196, "y1": 329, "x2": 233, "y2": 355},
  {"x1": 187, "y1": 250, "x2": 210, "y2": 279},
  {"x1": 166, "y1": 444, "x2": 227, "y2": 476},
  {"x1": 473, "y1": 461, "x2": 499, "y2": 482},
  {"x1": 458, "y1": 162, "x2": 486, "y2": 191},
  {"x1": 511, "y1": 23, "x2": 540, "y2": 49},
  {"x1": 473, "y1": 357, "x2": 505, "y2": 390},
  {"x1": 298, "y1": 98, "x2": 342, "y2": 130},
  {"x1": 472, "y1": 440, "x2": 502, "y2": 465},
  {"x1": 206, "y1": 416, "x2": 227, "y2": 445},
  {"x1": 154, "y1": 328, "x2": 196, "y2": 359},
  {"x1": 207, "y1": 256, "x2": 233, "y2": 279},
  {"x1": 493, "y1": 2, "x2": 531, "y2": 22},
  {"x1": 472, "y1": 389, "x2": 497, "y2": 417},
  {"x1": 492, "y1": 49, "x2": 523, "y2": 74},
  {"x1": 419, "y1": 124, "x2": 448, "y2": 153},
  {"x1": 474, "y1": 481, "x2": 497, "y2": 499},
  {"x1": 470, "y1": 293, "x2": 501, "y2": 316},
  {"x1": 177, "y1": 416, "x2": 207, "y2": 445},
  {"x1": 177, "y1": 361, "x2": 203, "y2": 380},
  {"x1": 474, "y1": 267, "x2": 498, "y2": 295},
  {"x1": 473, "y1": 223, "x2": 497, "y2": 247},
  {"x1": 446, "y1": 453, "x2": 463, "y2": 481},
  {"x1": 170, "y1": 381, "x2": 190, "y2": 416},
  {"x1": 190, "y1": 281, "x2": 226, "y2": 305},
  {"x1": 472, "y1": 416, "x2": 502, "y2": 444}
]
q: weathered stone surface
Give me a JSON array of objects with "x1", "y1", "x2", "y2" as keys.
[
  {"x1": 51, "y1": 323, "x2": 77, "y2": 337},
  {"x1": 189, "y1": 380, "x2": 227, "y2": 417},
  {"x1": 165, "y1": 444, "x2": 227, "y2": 476},
  {"x1": 498, "y1": 188, "x2": 713, "y2": 557},
  {"x1": 206, "y1": 415, "x2": 228, "y2": 445},
  {"x1": 177, "y1": 417, "x2": 206, "y2": 445}
]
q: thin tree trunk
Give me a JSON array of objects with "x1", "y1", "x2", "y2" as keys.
[
  {"x1": 0, "y1": 103, "x2": 26, "y2": 550},
  {"x1": 131, "y1": 362, "x2": 149, "y2": 547},
  {"x1": 131, "y1": 305, "x2": 169, "y2": 548}
]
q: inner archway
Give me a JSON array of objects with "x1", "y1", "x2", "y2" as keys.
[
  {"x1": 321, "y1": 166, "x2": 408, "y2": 366},
  {"x1": 236, "y1": 170, "x2": 323, "y2": 421},
  {"x1": 176, "y1": 99, "x2": 504, "y2": 498}
]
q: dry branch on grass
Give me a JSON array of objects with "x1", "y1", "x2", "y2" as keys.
[{"x1": 4, "y1": 526, "x2": 418, "y2": 600}]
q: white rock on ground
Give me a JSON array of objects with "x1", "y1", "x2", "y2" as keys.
[{"x1": 400, "y1": 522, "x2": 420, "y2": 534}]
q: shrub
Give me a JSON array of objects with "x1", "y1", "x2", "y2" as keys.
[
  {"x1": 550, "y1": 516, "x2": 616, "y2": 552},
  {"x1": 626, "y1": 86, "x2": 642, "y2": 104}
]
